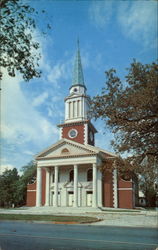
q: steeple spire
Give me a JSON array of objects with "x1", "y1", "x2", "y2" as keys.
[{"x1": 72, "y1": 40, "x2": 86, "y2": 89}]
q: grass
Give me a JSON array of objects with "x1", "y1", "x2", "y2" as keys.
[
  {"x1": 99, "y1": 209, "x2": 141, "y2": 213},
  {"x1": 0, "y1": 214, "x2": 99, "y2": 223}
]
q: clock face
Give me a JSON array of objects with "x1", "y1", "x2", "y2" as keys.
[
  {"x1": 68, "y1": 129, "x2": 78, "y2": 138},
  {"x1": 90, "y1": 131, "x2": 93, "y2": 141}
]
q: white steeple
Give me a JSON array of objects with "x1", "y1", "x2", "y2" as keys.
[{"x1": 65, "y1": 42, "x2": 90, "y2": 123}]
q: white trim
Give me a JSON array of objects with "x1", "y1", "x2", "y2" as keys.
[
  {"x1": 27, "y1": 190, "x2": 36, "y2": 192},
  {"x1": 97, "y1": 168, "x2": 102, "y2": 207},
  {"x1": 35, "y1": 138, "x2": 115, "y2": 158},
  {"x1": 37, "y1": 155, "x2": 98, "y2": 167},
  {"x1": 74, "y1": 164, "x2": 78, "y2": 207},
  {"x1": 113, "y1": 169, "x2": 118, "y2": 208},
  {"x1": 68, "y1": 129, "x2": 78, "y2": 138},
  {"x1": 54, "y1": 166, "x2": 59, "y2": 207},
  {"x1": 59, "y1": 127, "x2": 62, "y2": 140},
  {"x1": 36, "y1": 167, "x2": 42, "y2": 207},
  {"x1": 92, "y1": 163, "x2": 97, "y2": 207},
  {"x1": 45, "y1": 168, "x2": 50, "y2": 206}
]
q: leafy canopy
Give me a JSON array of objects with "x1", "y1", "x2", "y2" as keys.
[
  {"x1": 91, "y1": 61, "x2": 158, "y2": 206},
  {"x1": 91, "y1": 60, "x2": 158, "y2": 163},
  {"x1": 0, "y1": 161, "x2": 36, "y2": 207},
  {"x1": 0, "y1": 0, "x2": 51, "y2": 81}
]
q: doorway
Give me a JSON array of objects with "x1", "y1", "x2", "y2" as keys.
[
  {"x1": 51, "y1": 191, "x2": 61, "y2": 206},
  {"x1": 68, "y1": 191, "x2": 74, "y2": 206},
  {"x1": 86, "y1": 191, "x2": 93, "y2": 207}
]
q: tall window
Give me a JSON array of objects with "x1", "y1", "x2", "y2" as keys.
[
  {"x1": 52, "y1": 172, "x2": 54, "y2": 183},
  {"x1": 69, "y1": 170, "x2": 74, "y2": 182},
  {"x1": 87, "y1": 169, "x2": 92, "y2": 181}
]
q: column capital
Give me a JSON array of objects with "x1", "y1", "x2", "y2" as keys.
[
  {"x1": 45, "y1": 167, "x2": 50, "y2": 172},
  {"x1": 37, "y1": 166, "x2": 42, "y2": 170},
  {"x1": 93, "y1": 163, "x2": 97, "y2": 168},
  {"x1": 74, "y1": 164, "x2": 78, "y2": 168}
]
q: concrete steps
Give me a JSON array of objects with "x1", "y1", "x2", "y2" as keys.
[{"x1": 27, "y1": 206, "x2": 101, "y2": 214}]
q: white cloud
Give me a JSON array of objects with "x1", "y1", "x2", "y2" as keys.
[
  {"x1": 0, "y1": 164, "x2": 15, "y2": 175},
  {"x1": 117, "y1": 1, "x2": 157, "y2": 48},
  {"x1": 1, "y1": 69, "x2": 59, "y2": 169},
  {"x1": 89, "y1": 1, "x2": 113, "y2": 29},
  {"x1": 33, "y1": 92, "x2": 48, "y2": 107},
  {"x1": 1, "y1": 72, "x2": 58, "y2": 144},
  {"x1": 47, "y1": 59, "x2": 72, "y2": 87},
  {"x1": 88, "y1": 0, "x2": 157, "y2": 48}
]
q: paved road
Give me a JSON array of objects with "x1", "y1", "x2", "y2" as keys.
[{"x1": 0, "y1": 221, "x2": 157, "y2": 250}]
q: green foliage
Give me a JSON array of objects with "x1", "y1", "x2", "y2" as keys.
[
  {"x1": 0, "y1": 0, "x2": 51, "y2": 81},
  {"x1": 91, "y1": 60, "x2": 158, "y2": 161},
  {"x1": 0, "y1": 168, "x2": 19, "y2": 207},
  {"x1": 17, "y1": 161, "x2": 36, "y2": 205},
  {"x1": 0, "y1": 161, "x2": 36, "y2": 207},
  {"x1": 91, "y1": 60, "x2": 158, "y2": 206}
]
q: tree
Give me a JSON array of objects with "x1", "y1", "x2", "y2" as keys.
[
  {"x1": 90, "y1": 61, "x2": 158, "y2": 206},
  {"x1": 0, "y1": 162, "x2": 36, "y2": 207},
  {"x1": 0, "y1": 0, "x2": 51, "y2": 81},
  {"x1": 91, "y1": 60, "x2": 158, "y2": 161},
  {"x1": 16, "y1": 161, "x2": 37, "y2": 206},
  {"x1": 0, "y1": 168, "x2": 19, "y2": 207}
]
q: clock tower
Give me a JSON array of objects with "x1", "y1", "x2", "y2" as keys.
[{"x1": 58, "y1": 42, "x2": 97, "y2": 145}]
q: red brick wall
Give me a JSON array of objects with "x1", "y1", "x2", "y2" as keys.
[
  {"x1": 62, "y1": 124, "x2": 85, "y2": 144},
  {"x1": 26, "y1": 182, "x2": 36, "y2": 206},
  {"x1": 118, "y1": 178, "x2": 134, "y2": 209},
  {"x1": 118, "y1": 190, "x2": 133, "y2": 209},
  {"x1": 26, "y1": 168, "x2": 46, "y2": 207},
  {"x1": 103, "y1": 171, "x2": 113, "y2": 207},
  {"x1": 118, "y1": 179, "x2": 133, "y2": 188}
]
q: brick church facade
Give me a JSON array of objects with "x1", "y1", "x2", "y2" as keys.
[{"x1": 26, "y1": 43, "x2": 136, "y2": 209}]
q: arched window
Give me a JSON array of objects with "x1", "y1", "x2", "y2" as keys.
[
  {"x1": 87, "y1": 169, "x2": 92, "y2": 181},
  {"x1": 61, "y1": 148, "x2": 69, "y2": 154},
  {"x1": 69, "y1": 170, "x2": 74, "y2": 182}
]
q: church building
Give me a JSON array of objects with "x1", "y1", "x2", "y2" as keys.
[{"x1": 26, "y1": 44, "x2": 136, "y2": 209}]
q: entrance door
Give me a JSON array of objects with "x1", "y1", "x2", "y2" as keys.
[
  {"x1": 51, "y1": 191, "x2": 60, "y2": 206},
  {"x1": 86, "y1": 191, "x2": 93, "y2": 207},
  {"x1": 68, "y1": 191, "x2": 74, "y2": 207}
]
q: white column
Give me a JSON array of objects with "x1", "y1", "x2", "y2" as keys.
[
  {"x1": 45, "y1": 168, "x2": 50, "y2": 206},
  {"x1": 97, "y1": 168, "x2": 103, "y2": 207},
  {"x1": 74, "y1": 164, "x2": 78, "y2": 207},
  {"x1": 92, "y1": 163, "x2": 97, "y2": 207},
  {"x1": 54, "y1": 166, "x2": 59, "y2": 207},
  {"x1": 113, "y1": 169, "x2": 118, "y2": 208},
  {"x1": 65, "y1": 101, "x2": 68, "y2": 120},
  {"x1": 36, "y1": 167, "x2": 42, "y2": 207},
  {"x1": 82, "y1": 98, "x2": 85, "y2": 119}
]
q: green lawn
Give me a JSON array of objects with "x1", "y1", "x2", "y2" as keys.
[{"x1": 0, "y1": 214, "x2": 100, "y2": 223}]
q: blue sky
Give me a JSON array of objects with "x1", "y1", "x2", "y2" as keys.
[{"x1": 1, "y1": 0, "x2": 157, "y2": 174}]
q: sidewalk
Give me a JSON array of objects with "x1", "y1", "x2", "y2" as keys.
[{"x1": 0, "y1": 207, "x2": 157, "y2": 228}]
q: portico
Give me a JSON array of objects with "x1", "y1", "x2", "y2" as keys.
[{"x1": 36, "y1": 158, "x2": 100, "y2": 208}]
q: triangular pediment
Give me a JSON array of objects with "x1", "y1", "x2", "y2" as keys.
[{"x1": 36, "y1": 139, "x2": 97, "y2": 159}]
